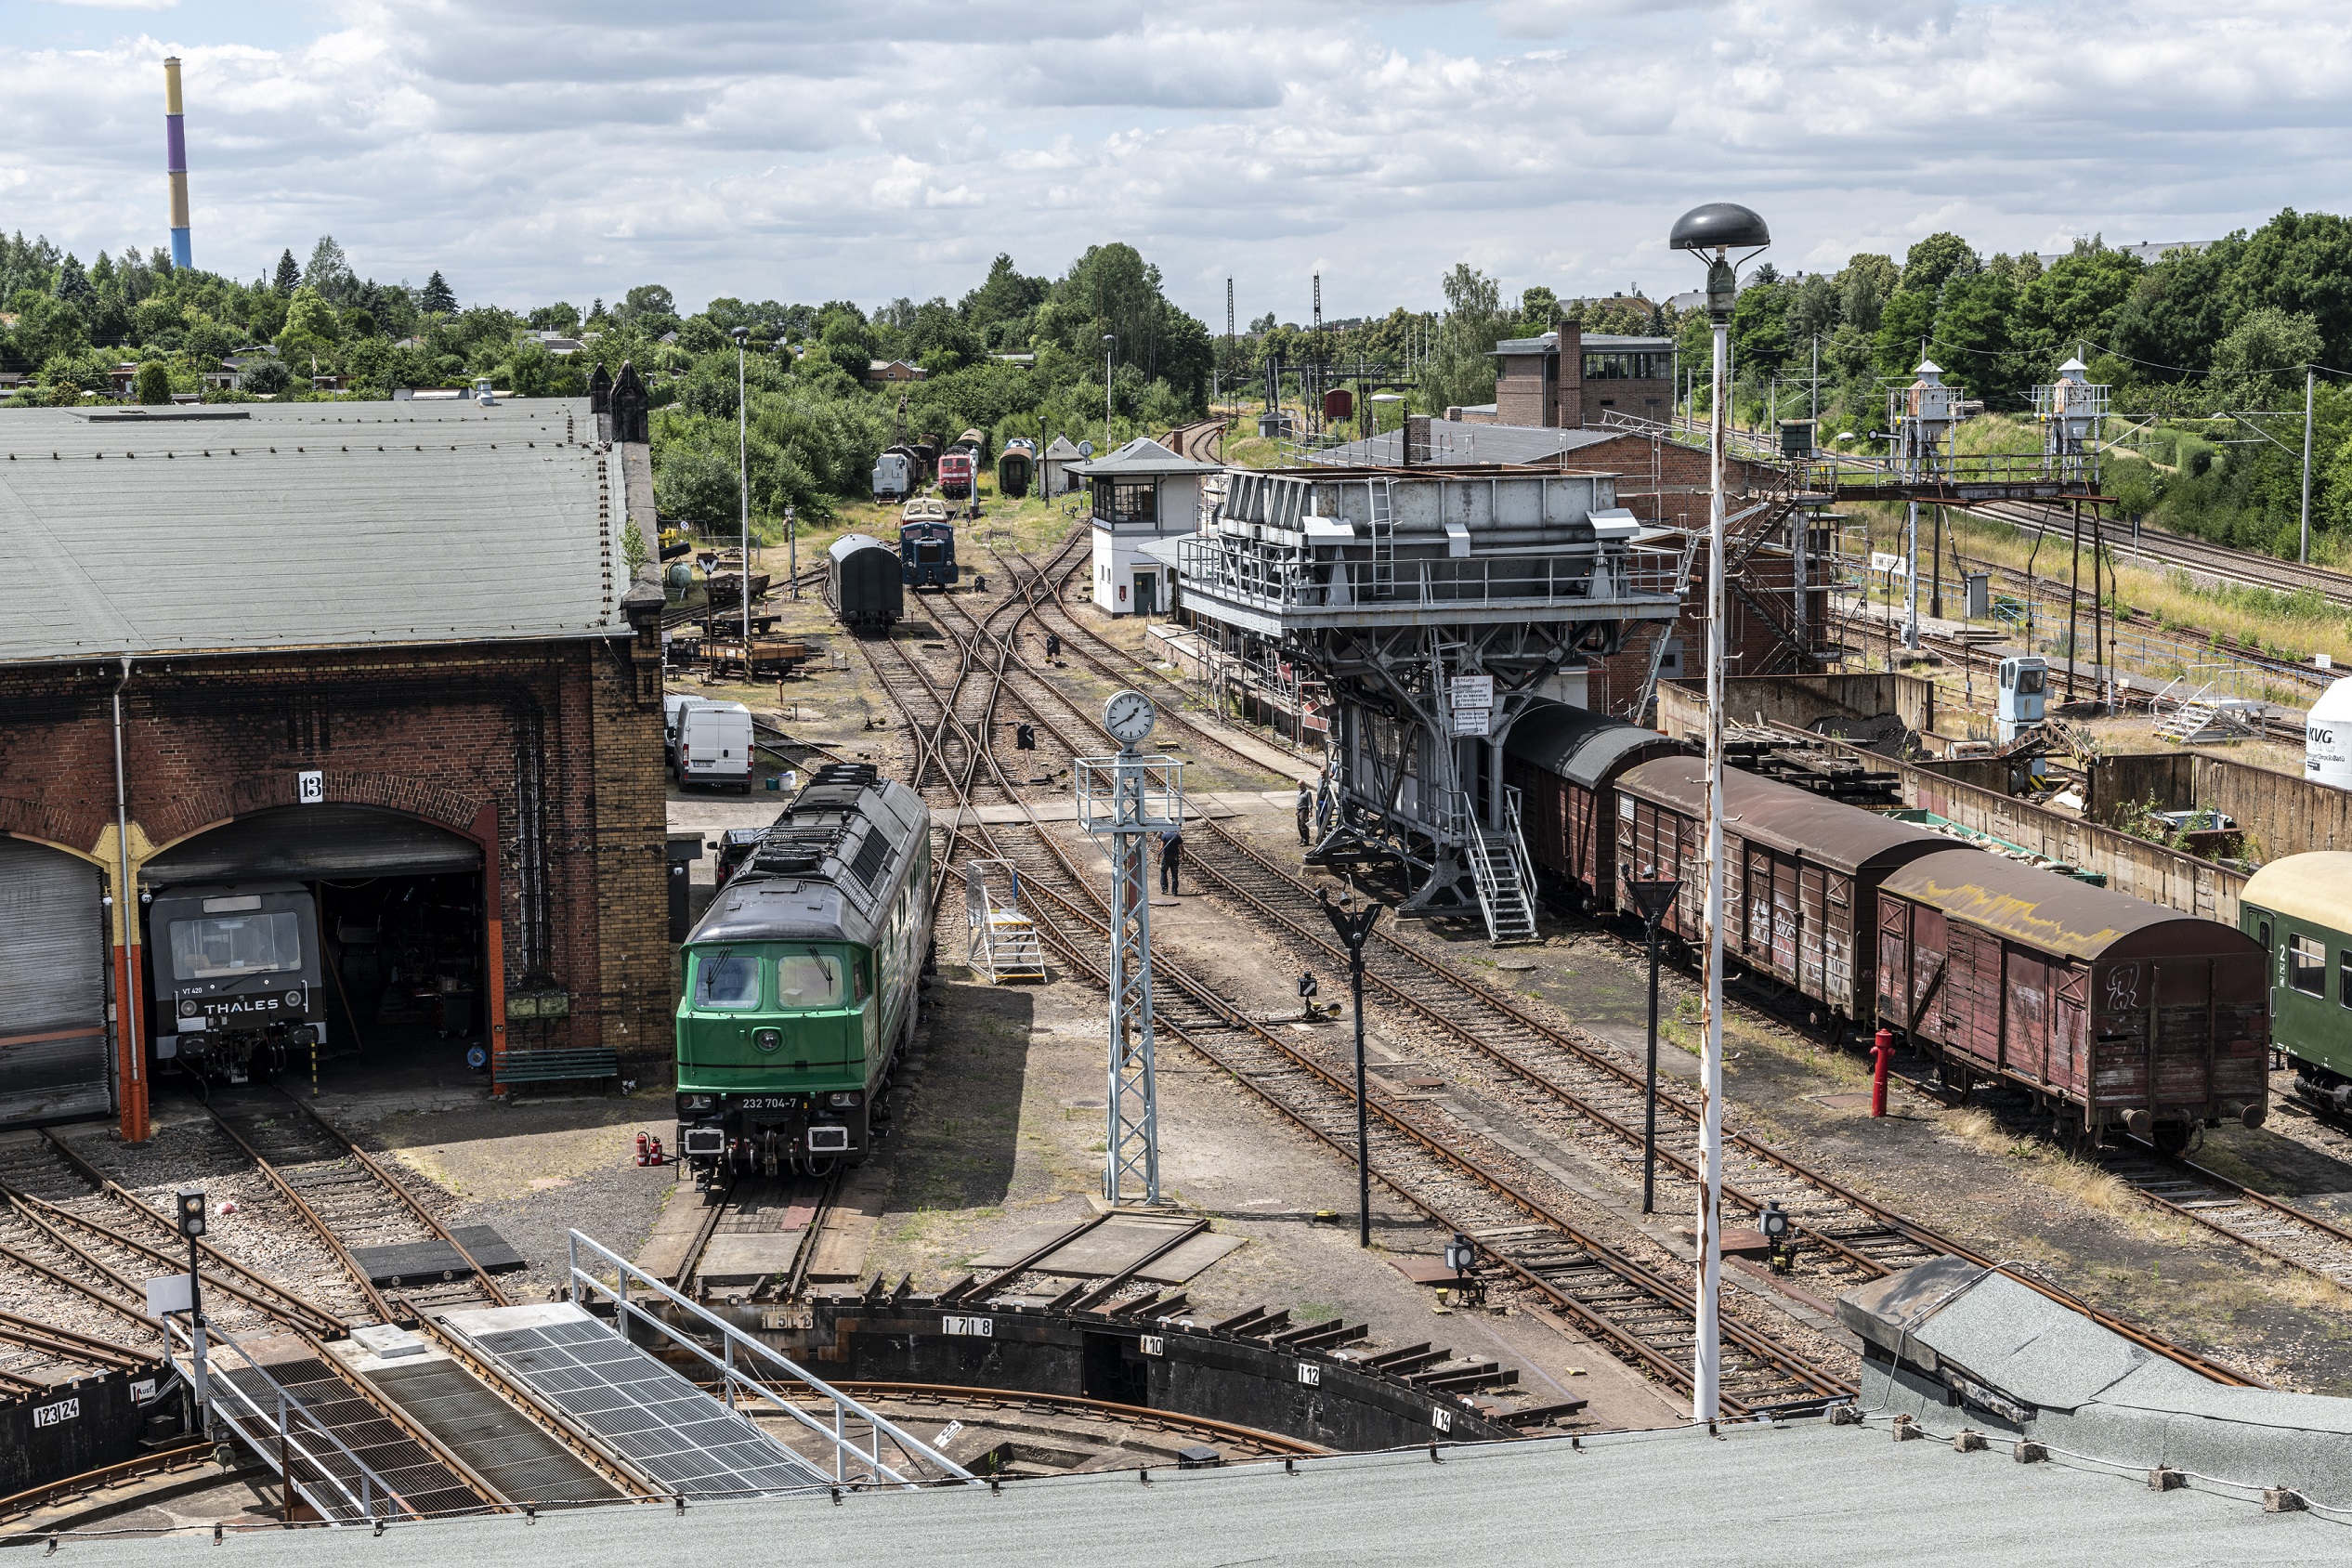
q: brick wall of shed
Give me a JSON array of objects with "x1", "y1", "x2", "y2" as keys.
[{"x1": 0, "y1": 634, "x2": 671, "y2": 1115}]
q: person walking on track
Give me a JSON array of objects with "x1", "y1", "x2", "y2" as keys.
[{"x1": 1160, "y1": 827, "x2": 1184, "y2": 895}]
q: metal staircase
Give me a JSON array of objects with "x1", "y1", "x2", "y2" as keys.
[
  {"x1": 964, "y1": 859, "x2": 1048, "y2": 983},
  {"x1": 1462, "y1": 807, "x2": 1538, "y2": 947}
]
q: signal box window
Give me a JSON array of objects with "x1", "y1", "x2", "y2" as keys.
[
  {"x1": 775, "y1": 947, "x2": 846, "y2": 1010},
  {"x1": 2288, "y1": 934, "x2": 2326, "y2": 997},
  {"x1": 695, "y1": 952, "x2": 763, "y2": 1011}
]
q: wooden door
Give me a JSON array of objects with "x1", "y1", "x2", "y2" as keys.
[{"x1": 2003, "y1": 946, "x2": 2053, "y2": 1084}]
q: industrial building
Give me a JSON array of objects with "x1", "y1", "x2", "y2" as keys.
[
  {"x1": 0, "y1": 393, "x2": 670, "y2": 1141},
  {"x1": 1492, "y1": 323, "x2": 1677, "y2": 430}
]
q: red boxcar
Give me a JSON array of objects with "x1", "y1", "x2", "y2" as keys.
[
  {"x1": 1875, "y1": 848, "x2": 2268, "y2": 1149},
  {"x1": 1504, "y1": 707, "x2": 1691, "y2": 911},
  {"x1": 1614, "y1": 756, "x2": 1953, "y2": 1026}
]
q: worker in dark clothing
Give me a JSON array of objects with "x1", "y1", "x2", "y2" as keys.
[
  {"x1": 1297, "y1": 781, "x2": 1314, "y2": 846},
  {"x1": 1159, "y1": 828, "x2": 1184, "y2": 895}
]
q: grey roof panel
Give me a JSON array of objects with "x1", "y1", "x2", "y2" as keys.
[{"x1": 0, "y1": 399, "x2": 621, "y2": 662}]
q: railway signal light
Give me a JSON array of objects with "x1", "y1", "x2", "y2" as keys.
[
  {"x1": 1298, "y1": 971, "x2": 1319, "y2": 1020},
  {"x1": 1015, "y1": 722, "x2": 1036, "y2": 751},
  {"x1": 176, "y1": 1188, "x2": 206, "y2": 1240}
]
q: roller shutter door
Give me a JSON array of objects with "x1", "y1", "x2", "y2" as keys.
[{"x1": 0, "y1": 840, "x2": 111, "y2": 1126}]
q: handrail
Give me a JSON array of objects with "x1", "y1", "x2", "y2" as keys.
[
  {"x1": 565, "y1": 1230, "x2": 973, "y2": 1489},
  {"x1": 166, "y1": 1321, "x2": 412, "y2": 1525},
  {"x1": 1176, "y1": 536, "x2": 1682, "y2": 612}
]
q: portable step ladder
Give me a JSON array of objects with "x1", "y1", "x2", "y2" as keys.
[{"x1": 964, "y1": 860, "x2": 1047, "y2": 983}]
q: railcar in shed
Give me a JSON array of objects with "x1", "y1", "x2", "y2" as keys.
[
  {"x1": 673, "y1": 764, "x2": 932, "y2": 1183},
  {"x1": 1879, "y1": 848, "x2": 2267, "y2": 1149},
  {"x1": 1503, "y1": 706, "x2": 1692, "y2": 911},
  {"x1": 825, "y1": 533, "x2": 905, "y2": 631},
  {"x1": 2236, "y1": 851, "x2": 2352, "y2": 1117},
  {"x1": 1614, "y1": 756, "x2": 1954, "y2": 1027}
]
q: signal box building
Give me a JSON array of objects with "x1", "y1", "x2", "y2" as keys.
[
  {"x1": 1076, "y1": 437, "x2": 1220, "y2": 617},
  {"x1": 1492, "y1": 324, "x2": 1677, "y2": 430},
  {"x1": 0, "y1": 397, "x2": 671, "y2": 1141}
]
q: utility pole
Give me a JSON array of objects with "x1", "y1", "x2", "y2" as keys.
[
  {"x1": 731, "y1": 327, "x2": 751, "y2": 644},
  {"x1": 2303, "y1": 367, "x2": 2316, "y2": 566},
  {"x1": 1902, "y1": 501, "x2": 1919, "y2": 649}
]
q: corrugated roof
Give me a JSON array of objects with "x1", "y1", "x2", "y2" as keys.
[
  {"x1": 1309, "y1": 421, "x2": 1616, "y2": 468},
  {"x1": 0, "y1": 400, "x2": 622, "y2": 663},
  {"x1": 1619, "y1": 756, "x2": 1953, "y2": 876},
  {"x1": 2241, "y1": 851, "x2": 2352, "y2": 929},
  {"x1": 1888, "y1": 846, "x2": 2255, "y2": 962}
]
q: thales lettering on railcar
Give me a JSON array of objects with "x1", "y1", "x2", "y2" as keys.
[{"x1": 673, "y1": 763, "x2": 934, "y2": 1188}]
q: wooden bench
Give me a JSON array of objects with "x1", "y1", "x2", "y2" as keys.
[{"x1": 495, "y1": 1048, "x2": 622, "y2": 1094}]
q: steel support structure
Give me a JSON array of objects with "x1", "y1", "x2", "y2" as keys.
[{"x1": 1078, "y1": 731, "x2": 1183, "y2": 1207}]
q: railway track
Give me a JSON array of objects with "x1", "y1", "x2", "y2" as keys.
[
  {"x1": 1967, "y1": 497, "x2": 2352, "y2": 609},
  {"x1": 874, "y1": 560, "x2": 1856, "y2": 1414},
  {"x1": 972, "y1": 527, "x2": 2266, "y2": 1390}
]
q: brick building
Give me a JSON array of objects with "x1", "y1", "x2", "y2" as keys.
[
  {"x1": 1493, "y1": 324, "x2": 1677, "y2": 430},
  {"x1": 0, "y1": 397, "x2": 670, "y2": 1141}
]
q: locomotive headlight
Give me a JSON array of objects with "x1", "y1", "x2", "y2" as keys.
[
  {"x1": 179, "y1": 1000, "x2": 200, "y2": 1018},
  {"x1": 753, "y1": 1028, "x2": 782, "y2": 1053},
  {"x1": 679, "y1": 1093, "x2": 718, "y2": 1114},
  {"x1": 284, "y1": 991, "x2": 304, "y2": 1009},
  {"x1": 828, "y1": 1091, "x2": 862, "y2": 1108}
]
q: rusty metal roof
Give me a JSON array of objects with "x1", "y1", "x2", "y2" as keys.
[
  {"x1": 1505, "y1": 706, "x2": 1690, "y2": 790},
  {"x1": 1884, "y1": 847, "x2": 2252, "y2": 962},
  {"x1": 1618, "y1": 756, "x2": 1953, "y2": 875}
]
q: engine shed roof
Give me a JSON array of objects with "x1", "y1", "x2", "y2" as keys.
[{"x1": 0, "y1": 399, "x2": 630, "y2": 664}]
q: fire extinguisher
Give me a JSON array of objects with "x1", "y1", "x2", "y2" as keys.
[
  {"x1": 634, "y1": 1131, "x2": 652, "y2": 1167},
  {"x1": 647, "y1": 1135, "x2": 665, "y2": 1167}
]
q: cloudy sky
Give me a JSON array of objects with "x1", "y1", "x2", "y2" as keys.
[{"x1": 5, "y1": 0, "x2": 2346, "y2": 322}]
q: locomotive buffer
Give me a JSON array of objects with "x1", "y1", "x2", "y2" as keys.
[{"x1": 1077, "y1": 690, "x2": 1184, "y2": 1207}]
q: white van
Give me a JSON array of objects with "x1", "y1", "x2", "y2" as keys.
[{"x1": 674, "y1": 699, "x2": 754, "y2": 793}]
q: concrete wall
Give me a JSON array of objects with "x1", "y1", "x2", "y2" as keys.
[
  {"x1": 2091, "y1": 750, "x2": 2352, "y2": 867},
  {"x1": 1657, "y1": 673, "x2": 1940, "y2": 744}
]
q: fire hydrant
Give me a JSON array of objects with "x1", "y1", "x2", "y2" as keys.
[{"x1": 1871, "y1": 1028, "x2": 1896, "y2": 1117}]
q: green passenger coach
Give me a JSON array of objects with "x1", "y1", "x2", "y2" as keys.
[
  {"x1": 675, "y1": 763, "x2": 932, "y2": 1185},
  {"x1": 2238, "y1": 851, "x2": 2352, "y2": 1115}
]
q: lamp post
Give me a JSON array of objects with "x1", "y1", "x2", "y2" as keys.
[
  {"x1": 1103, "y1": 333, "x2": 1117, "y2": 453},
  {"x1": 1670, "y1": 200, "x2": 1770, "y2": 1427},
  {"x1": 1317, "y1": 886, "x2": 1383, "y2": 1248},
  {"x1": 730, "y1": 326, "x2": 751, "y2": 650},
  {"x1": 1621, "y1": 867, "x2": 1681, "y2": 1215}
]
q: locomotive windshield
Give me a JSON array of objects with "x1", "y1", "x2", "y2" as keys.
[
  {"x1": 690, "y1": 946, "x2": 851, "y2": 1011},
  {"x1": 169, "y1": 912, "x2": 304, "y2": 980}
]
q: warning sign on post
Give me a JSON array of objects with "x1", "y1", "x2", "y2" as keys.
[
  {"x1": 1449, "y1": 706, "x2": 1492, "y2": 738},
  {"x1": 1448, "y1": 675, "x2": 1494, "y2": 711}
]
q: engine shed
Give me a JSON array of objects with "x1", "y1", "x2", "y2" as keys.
[{"x1": 0, "y1": 397, "x2": 672, "y2": 1141}]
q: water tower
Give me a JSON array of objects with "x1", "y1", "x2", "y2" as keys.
[
  {"x1": 2033, "y1": 358, "x2": 2110, "y2": 483},
  {"x1": 1886, "y1": 359, "x2": 1955, "y2": 479}
]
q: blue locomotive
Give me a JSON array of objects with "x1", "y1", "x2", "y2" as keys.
[{"x1": 898, "y1": 503, "x2": 960, "y2": 591}]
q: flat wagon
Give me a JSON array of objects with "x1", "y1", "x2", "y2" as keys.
[
  {"x1": 1503, "y1": 707, "x2": 1692, "y2": 912},
  {"x1": 1879, "y1": 847, "x2": 2267, "y2": 1148},
  {"x1": 1614, "y1": 756, "x2": 1954, "y2": 1026}
]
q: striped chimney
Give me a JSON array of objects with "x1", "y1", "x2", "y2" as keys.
[{"x1": 163, "y1": 56, "x2": 191, "y2": 269}]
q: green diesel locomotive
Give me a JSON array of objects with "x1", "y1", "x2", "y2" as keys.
[{"x1": 674, "y1": 764, "x2": 931, "y2": 1185}]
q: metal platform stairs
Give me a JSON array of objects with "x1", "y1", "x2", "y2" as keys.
[
  {"x1": 1454, "y1": 788, "x2": 1538, "y2": 947},
  {"x1": 965, "y1": 858, "x2": 1048, "y2": 983}
]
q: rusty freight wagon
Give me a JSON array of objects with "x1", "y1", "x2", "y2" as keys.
[
  {"x1": 1875, "y1": 848, "x2": 2267, "y2": 1150},
  {"x1": 1614, "y1": 757, "x2": 1954, "y2": 1026},
  {"x1": 1504, "y1": 707, "x2": 1690, "y2": 911}
]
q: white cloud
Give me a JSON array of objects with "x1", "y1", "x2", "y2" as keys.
[{"x1": 1, "y1": 0, "x2": 2347, "y2": 320}]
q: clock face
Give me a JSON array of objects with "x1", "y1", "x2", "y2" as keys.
[{"x1": 1104, "y1": 689, "x2": 1156, "y2": 744}]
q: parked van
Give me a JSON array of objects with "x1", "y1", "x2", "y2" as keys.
[
  {"x1": 674, "y1": 699, "x2": 754, "y2": 793},
  {"x1": 662, "y1": 691, "x2": 696, "y2": 764}
]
